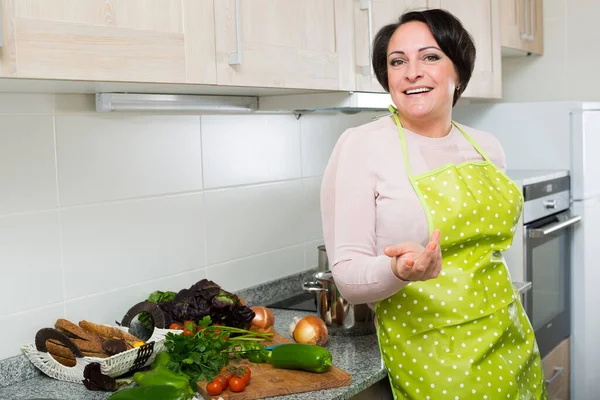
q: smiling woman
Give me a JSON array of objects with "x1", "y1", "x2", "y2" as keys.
[{"x1": 320, "y1": 7, "x2": 548, "y2": 400}]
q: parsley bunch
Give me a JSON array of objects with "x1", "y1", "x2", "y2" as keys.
[{"x1": 164, "y1": 316, "x2": 272, "y2": 384}]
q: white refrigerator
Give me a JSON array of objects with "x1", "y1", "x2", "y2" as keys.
[{"x1": 453, "y1": 101, "x2": 600, "y2": 400}]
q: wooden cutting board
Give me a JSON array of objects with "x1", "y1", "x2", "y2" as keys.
[{"x1": 197, "y1": 332, "x2": 352, "y2": 400}]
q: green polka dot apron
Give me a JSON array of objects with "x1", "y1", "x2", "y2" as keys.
[{"x1": 374, "y1": 108, "x2": 548, "y2": 400}]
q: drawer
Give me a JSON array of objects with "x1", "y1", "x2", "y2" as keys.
[{"x1": 542, "y1": 337, "x2": 570, "y2": 400}]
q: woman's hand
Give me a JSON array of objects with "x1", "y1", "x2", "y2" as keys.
[{"x1": 384, "y1": 229, "x2": 442, "y2": 282}]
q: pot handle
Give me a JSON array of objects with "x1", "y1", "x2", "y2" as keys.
[{"x1": 302, "y1": 281, "x2": 328, "y2": 293}]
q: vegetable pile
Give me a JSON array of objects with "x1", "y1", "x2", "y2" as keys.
[{"x1": 139, "y1": 279, "x2": 255, "y2": 330}]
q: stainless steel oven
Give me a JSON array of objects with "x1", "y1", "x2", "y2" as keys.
[{"x1": 519, "y1": 173, "x2": 581, "y2": 359}]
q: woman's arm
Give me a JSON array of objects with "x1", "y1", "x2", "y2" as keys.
[{"x1": 320, "y1": 129, "x2": 407, "y2": 305}]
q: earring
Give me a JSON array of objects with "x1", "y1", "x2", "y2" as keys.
[{"x1": 456, "y1": 85, "x2": 461, "y2": 91}]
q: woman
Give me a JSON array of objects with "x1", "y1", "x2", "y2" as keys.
[{"x1": 321, "y1": 8, "x2": 548, "y2": 400}]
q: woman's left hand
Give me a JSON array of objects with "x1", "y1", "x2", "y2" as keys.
[{"x1": 384, "y1": 229, "x2": 443, "y2": 282}]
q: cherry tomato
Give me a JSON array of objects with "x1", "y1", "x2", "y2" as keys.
[
  {"x1": 169, "y1": 323, "x2": 183, "y2": 330},
  {"x1": 229, "y1": 376, "x2": 246, "y2": 392},
  {"x1": 239, "y1": 366, "x2": 251, "y2": 385},
  {"x1": 182, "y1": 329, "x2": 194, "y2": 337},
  {"x1": 206, "y1": 379, "x2": 223, "y2": 396}
]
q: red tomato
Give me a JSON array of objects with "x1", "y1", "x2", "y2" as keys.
[
  {"x1": 182, "y1": 329, "x2": 194, "y2": 337},
  {"x1": 169, "y1": 323, "x2": 183, "y2": 330},
  {"x1": 229, "y1": 377, "x2": 246, "y2": 392},
  {"x1": 238, "y1": 366, "x2": 251, "y2": 385},
  {"x1": 206, "y1": 379, "x2": 223, "y2": 396}
]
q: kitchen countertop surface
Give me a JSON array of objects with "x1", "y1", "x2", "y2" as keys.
[{"x1": 0, "y1": 309, "x2": 386, "y2": 400}]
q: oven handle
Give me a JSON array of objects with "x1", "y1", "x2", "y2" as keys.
[{"x1": 528, "y1": 215, "x2": 582, "y2": 238}]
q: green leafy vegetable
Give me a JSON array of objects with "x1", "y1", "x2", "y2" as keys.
[
  {"x1": 139, "y1": 290, "x2": 177, "y2": 329},
  {"x1": 163, "y1": 316, "x2": 272, "y2": 384}
]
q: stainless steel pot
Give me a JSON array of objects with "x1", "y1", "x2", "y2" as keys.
[{"x1": 302, "y1": 246, "x2": 376, "y2": 335}]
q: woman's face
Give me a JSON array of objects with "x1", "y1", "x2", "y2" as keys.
[{"x1": 386, "y1": 21, "x2": 458, "y2": 122}]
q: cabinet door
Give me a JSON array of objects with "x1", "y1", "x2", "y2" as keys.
[
  {"x1": 428, "y1": 0, "x2": 502, "y2": 99},
  {"x1": 0, "y1": 0, "x2": 216, "y2": 84},
  {"x1": 499, "y1": 0, "x2": 543, "y2": 55},
  {"x1": 214, "y1": 0, "x2": 354, "y2": 91},
  {"x1": 354, "y1": 0, "x2": 427, "y2": 93}
]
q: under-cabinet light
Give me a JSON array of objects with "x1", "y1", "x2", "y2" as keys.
[{"x1": 95, "y1": 93, "x2": 258, "y2": 113}]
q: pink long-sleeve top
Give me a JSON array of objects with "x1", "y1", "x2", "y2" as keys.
[{"x1": 320, "y1": 115, "x2": 506, "y2": 306}]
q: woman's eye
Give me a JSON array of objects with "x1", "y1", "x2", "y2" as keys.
[
  {"x1": 390, "y1": 59, "x2": 405, "y2": 67},
  {"x1": 424, "y1": 54, "x2": 440, "y2": 61}
]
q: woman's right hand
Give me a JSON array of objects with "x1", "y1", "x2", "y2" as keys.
[{"x1": 384, "y1": 229, "x2": 442, "y2": 282}]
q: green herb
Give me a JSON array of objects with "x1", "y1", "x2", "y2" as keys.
[{"x1": 164, "y1": 316, "x2": 272, "y2": 384}]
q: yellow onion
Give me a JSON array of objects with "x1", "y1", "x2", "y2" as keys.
[
  {"x1": 250, "y1": 306, "x2": 275, "y2": 333},
  {"x1": 289, "y1": 315, "x2": 328, "y2": 346}
]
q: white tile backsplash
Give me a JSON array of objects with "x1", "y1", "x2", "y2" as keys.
[
  {"x1": 65, "y1": 268, "x2": 207, "y2": 326},
  {"x1": 0, "y1": 304, "x2": 65, "y2": 360},
  {"x1": 0, "y1": 116, "x2": 58, "y2": 216},
  {"x1": 204, "y1": 181, "x2": 306, "y2": 265},
  {"x1": 300, "y1": 112, "x2": 382, "y2": 177},
  {"x1": 201, "y1": 114, "x2": 302, "y2": 188},
  {"x1": 56, "y1": 115, "x2": 203, "y2": 206},
  {"x1": 0, "y1": 211, "x2": 62, "y2": 317},
  {"x1": 61, "y1": 194, "x2": 205, "y2": 299},
  {"x1": 0, "y1": 94, "x2": 361, "y2": 359},
  {"x1": 206, "y1": 245, "x2": 305, "y2": 294}
]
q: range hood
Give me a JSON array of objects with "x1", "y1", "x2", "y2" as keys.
[
  {"x1": 258, "y1": 91, "x2": 394, "y2": 114},
  {"x1": 93, "y1": 91, "x2": 393, "y2": 114}
]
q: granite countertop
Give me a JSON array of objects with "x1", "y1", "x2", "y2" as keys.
[{"x1": 0, "y1": 309, "x2": 386, "y2": 400}]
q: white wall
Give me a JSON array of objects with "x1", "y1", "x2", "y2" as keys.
[
  {"x1": 0, "y1": 93, "x2": 378, "y2": 359},
  {"x1": 502, "y1": 0, "x2": 600, "y2": 102}
]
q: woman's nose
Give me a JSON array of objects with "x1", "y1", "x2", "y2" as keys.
[{"x1": 405, "y1": 63, "x2": 424, "y2": 81}]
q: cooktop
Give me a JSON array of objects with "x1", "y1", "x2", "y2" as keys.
[{"x1": 265, "y1": 292, "x2": 317, "y2": 312}]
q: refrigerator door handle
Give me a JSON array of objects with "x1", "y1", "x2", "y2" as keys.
[{"x1": 528, "y1": 215, "x2": 582, "y2": 238}]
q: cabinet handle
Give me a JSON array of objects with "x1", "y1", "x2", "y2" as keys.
[
  {"x1": 520, "y1": 0, "x2": 530, "y2": 41},
  {"x1": 528, "y1": 0, "x2": 535, "y2": 41},
  {"x1": 545, "y1": 366, "x2": 564, "y2": 385},
  {"x1": 228, "y1": 0, "x2": 242, "y2": 65},
  {"x1": 0, "y1": 1, "x2": 4, "y2": 47},
  {"x1": 359, "y1": 0, "x2": 373, "y2": 76}
]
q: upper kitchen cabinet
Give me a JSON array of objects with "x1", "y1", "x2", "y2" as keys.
[
  {"x1": 428, "y1": 0, "x2": 502, "y2": 99},
  {"x1": 0, "y1": 0, "x2": 216, "y2": 84},
  {"x1": 499, "y1": 0, "x2": 543, "y2": 55},
  {"x1": 213, "y1": 0, "x2": 354, "y2": 91},
  {"x1": 354, "y1": 0, "x2": 427, "y2": 93}
]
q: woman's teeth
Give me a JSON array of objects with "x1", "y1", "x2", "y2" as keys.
[{"x1": 405, "y1": 88, "x2": 432, "y2": 95}]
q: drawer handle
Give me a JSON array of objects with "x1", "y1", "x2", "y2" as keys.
[
  {"x1": 228, "y1": 0, "x2": 242, "y2": 65},
  {"x1": 545, "y1": 366, "x2": 564, "y2": 385}
]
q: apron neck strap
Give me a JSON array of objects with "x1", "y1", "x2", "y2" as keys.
[{"x1": 388, "y1": 105, "x2": 494, "y2": 175}]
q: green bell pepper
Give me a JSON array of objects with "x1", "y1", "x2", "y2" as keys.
[
  {"x1": 108, "y1": 385, "x2": 188, "y2": 400},
  {"x1": 133, "y1": 366, "x2": 191, "y2": 392},
  {"x1": 151, "y1": 351, "x2": 171, "y2": 369}
]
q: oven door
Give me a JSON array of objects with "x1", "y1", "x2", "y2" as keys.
[{"x1": 524, "y1": 211, "x2": 581, "y2": 359}]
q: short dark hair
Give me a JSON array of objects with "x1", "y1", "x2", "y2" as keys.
[{"x1": 372, "y1": 9, "x2": 476, "y2": 106}]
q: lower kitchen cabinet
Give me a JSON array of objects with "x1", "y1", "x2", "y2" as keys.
[
  {"x1": 350, "y1": 378, "x2": 393, "y2": 400},
  {"x1": 542, "y1": 337, "x2": 570, "y2": 400}
]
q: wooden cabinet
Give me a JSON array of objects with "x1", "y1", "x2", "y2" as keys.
[
  {"x1": 542, "y1": 337, "x2": 570, "y2": 400},
  {"x1": 213, "y1": 0, "x2": 354, "y2": 91},
  {"x1": 427, "y1": 0, "x2": 502, "y2": 99},
  {"x1": 500, "y1": 0, "x2": 543, "y2": 55},
  {"x1": 353, "y1": 0, "x2": 427, "y2": 93},
  {"x1": 0, "y1": 0, "x2": 216, "y2": 84}
]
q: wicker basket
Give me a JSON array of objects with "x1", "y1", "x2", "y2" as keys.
[{"x1": 21, "y1": 301, "x2": 180, "y2": 384}]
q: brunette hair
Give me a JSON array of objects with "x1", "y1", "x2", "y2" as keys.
[{"x1": 372, "y1": 9, "x2": 476, "y2": 106}]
